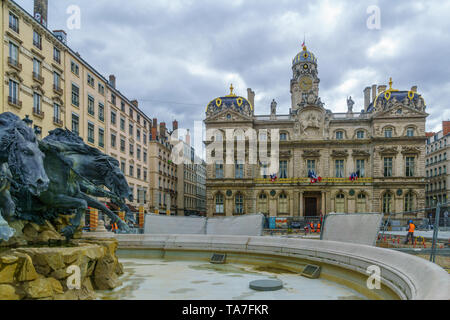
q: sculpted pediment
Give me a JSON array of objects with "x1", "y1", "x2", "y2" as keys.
[
  {"x1": 352, "y1": 149, "x2": 371, "y2": 157},
  {"x1": 206, "y1": 108, "x2": 252, "y2": 122},
  {"x1": 303, "y1": 150, "x2": 321, "y2": 158},
  {"x1": 296, "y1": 106, "x2": 325, "y2": 139},
  {"x1": 331, "y1": 150, "x2": 349, "y2": 158},
  {"x1": 378, "y1": 146, "x2": 398, "y2": 155},
  {"x1": 401, "y1": 146, "x2": 421, "y2": 155},
  {"x1": 374, "y1": 104, "x2": 427, "y2": 118}
]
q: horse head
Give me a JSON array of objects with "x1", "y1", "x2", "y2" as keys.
[
  {"x1": 0, "y1": 113, "x2": 49, "y2": 196},
  {"x1": 101, "y1": 157, "x2": 133, "y2": 202}
]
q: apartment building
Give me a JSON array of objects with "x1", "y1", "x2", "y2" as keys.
[
  {"x1": 425, "y1": 121, "x2": 449, "y2": 207},
  {"x1": 2, "y1": 0, "x2": 151, "y2": 209}
]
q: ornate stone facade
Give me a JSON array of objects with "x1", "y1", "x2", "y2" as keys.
[{"x1": 204, "y1": 46, "x2": 427, "y2": 218}]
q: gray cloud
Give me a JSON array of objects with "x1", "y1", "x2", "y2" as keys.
[{"x1": 15, "y1": 0, "x2": 450, "y2": 142}]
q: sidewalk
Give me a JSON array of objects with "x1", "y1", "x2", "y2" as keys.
[{"x1": 380, "y1": 230, "x2": 450, "y2": 241}]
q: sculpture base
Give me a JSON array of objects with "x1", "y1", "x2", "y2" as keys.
[{"x1": 0, "y1": 237, "x2": 123, "y2": 300}]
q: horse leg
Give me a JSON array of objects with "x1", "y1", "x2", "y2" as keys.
[
  {"x1": 80, "y1": 193, "x2": 130, "y2": 232},
  {"x1": 47, "y1": 194, "x2": 87, "y2": 239}
]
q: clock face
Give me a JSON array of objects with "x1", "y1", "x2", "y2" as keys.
[{"x1": 299, "y1": 76, "x2": 313, "y2": 91}]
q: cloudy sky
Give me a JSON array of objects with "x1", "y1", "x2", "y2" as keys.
[{"x1": 15, "y1": 0, "x2": 450, "y2": 148}]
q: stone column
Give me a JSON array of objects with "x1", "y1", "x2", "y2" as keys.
[
  {"x1": 293, "y1": 191, "x2": 299, "y2": 216},
  {"x1": 321, "y1": 192, "x2": 325, "y2": 215},
  {"x1": 289, "y1": 191, "x2": 294, "y2": 217},
  {"x1": 299, "y1": 191, "x2": 304, "y2": 217}
]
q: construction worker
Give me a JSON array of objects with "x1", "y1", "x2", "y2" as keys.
[
  {"x1": 404, "y1": 220, "x2": 415, "y2": 245},
  {"x1": 317, "y1": 222, "x2": 321, "y2": 234},
  {"x1": 310, "y1": 222, "x2": 315, "y2": 233}
]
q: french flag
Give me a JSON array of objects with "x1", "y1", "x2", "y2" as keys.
[
  {"x1": 270, "y1": 173, "x2": 277, "y2": 182},
  {"x1": 349, "y1": 170, "x2": 360, "y2": 181},
  {"x1": 308, "y1": 170, "x2": 322, "y2": 183}
]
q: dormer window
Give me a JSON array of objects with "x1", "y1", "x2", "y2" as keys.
[
  {"x1": 406, "y1": 128, "x2": 414, "y2": 137},
  {"x1": 356, "y1": 130, "x2": 365, "y2": 139},
  {"x1": 384, "y1": 128, "x2": 393, "y2": 138}
]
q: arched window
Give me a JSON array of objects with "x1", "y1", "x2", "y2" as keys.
[
  {"x1": 215, "y1": 193, "x2": 224, "y2": 214},
  {"x1": 335, "y1": 193, "x2": 345, "y2": 213},
  {"x1": 383, "y1": 192, "x2": 392, "y2": 214},
  {"x1": 406, "y1": 127, "x2": 414, "y2": 137},
  {"x1": 356, "y1": 193, "x2": 367, "y2": 213},
  {"x1": 258, "y1": 193, "x2": 268, "y2": 214},
  {"x1": 278, "y1": 193, "x2": 288, "y2": 214},
  {"x1": 384, "y1": 127, "x2": 393, "y2": 138},
  {"x1": 404, "y1": 192, "x2": 414, "y2": 212},
  {"x1": 235, "y1": 193, "x2": 244, "y2": 215},
  {"x1": 356, "y1": 130, "x2": 365, "y2": 139},
  {"x1": 336, "y1": 131, "x2": 344, "y2": 140},
  {"x1": 280, "y1": 132, "x2": 288, "y2": 141}
]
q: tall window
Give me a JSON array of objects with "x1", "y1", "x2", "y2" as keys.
[
  {"x1": 71, "y1": 113, "x2": 79, "y2": 135},
  {"x1": 111, "y1": 133, "x2": 116, "y2": 148},
  {"x1": 258, "y1": 193, "x2": 268, "y2": 214},
  {"x1": 279, "y1": 160, "x2": 288, "y2": 178},
  {"x1": 307, "y1": 159, "x2": 316, "y2": 172},
  {"x1": 260, "y1": 161, "x2": 269, "y2": 178},
  {"x1": 120, "y1": 118, "x2": 125, "y2": 131},
  {"x1": 98, "y1": 128, "x2": 104, "y2": 147},
  {"x1": 53, "y1": 47, "x2": 61, "y2": 63},
  {"x1": 9, "y1": 12, "x2": 19, "y2": 33},
  {"x1": 53, "y1": 103, "x2": 61, "y2": 122},
  {"x1": 9, "y1": 79, "x2": 19, "y2": 102},
  {"x1": 383, "y1": 193, "x2": 392, "y2": 214},
  {"x1": 33, "y1": 58, "x2": 41, "y2": 76},
  {"x1": 129, "y1": 143, "x2": 134, "y2": 156},
  {"x1": 384, "y1": 157, "x2": 393, "y2": 177},
  {"x1": 121, "y1": 161, "x2": 125, "y2": 173},
  {"x1": 129, "y1": 123, "x2": 133, "y2": 136},
  {"x1": 9, "y1": 42, "x2": 19, "y2": 63},
  {"x1": 111, "y1": 110, "x2": 116, "y2": 125},
  {"x1": 71, "y1": 61, "x2": 79, "y2": 75},
  {"x1": 404, "y1": 192, "x2": 414, "y2": 212},
  {"x1": 71, "y1": 84, "x2": 79, "y2": 106},
  {"x1": 120, "y1": 138, "x2": 125, "y2": 152},
  {"x1": 98, "y1": 103, "x2": 104, "y2": 121},
  {"x1": 235, "y1": 161, "x2": 244, "y2": 178},
  {"x1": 335, "y1": 160, "x2": 344, "y2": 178},
  {"x1": 111, "y1": 93, "x2": 116, "y2": 105},
  {"x1": 98, "y1": 83, "x2": 105, "y2": 95},
  {"x1": 235, "y1": 193, "x2": 244, "y2": 214},
  {"x1": 87, "y1": 96, "x2": 95, "y2": 115},
  {"x1": 405, "y1": 157, "x2": 415, "y2": 177},
  {"x1": 137, "y1": 129, "x2": 141, "y2": 141},
  {"x1": 87, "y1": 74, "x2": 95, "y2": 87},
  {"x1": 137, "y1": 147, "x2": 141, "y2": 160},
  {"x1": 87, "y1": 122, "x2": 95, "y2": 143},
  {"x1": 215, "y1": 162, "x2": 223, "y2": 178},
  {"x1": 279, "y1": 193, "x2": 288, "y2": 214},
  {"x1": 53, "y1": 72, "x2": 61, "y2": 89},
  {"x1": 129, "y1": 165, "x2": 134, "y2": 177},
  {"x1": 33, "y1": 30, "x2": 42, "y2": 49},
  {"x1": 33, "y1": 92, "x2": 41, "y2": 113},
  {"x1": 356, "y1": 159, "x2": 365, "y2": 177},
  {"x1": 215, "y1": 193, "x2": 224, "y2": 214}
]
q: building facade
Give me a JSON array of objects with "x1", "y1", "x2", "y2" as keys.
[
  {"x1": 2, "y1": 0, "x2": 151, "y2": 209},
  {"x1": 204, "y1": 45, "x2": 428, "y2": 218},
  {"x1": 425, "y1": 121, "x2": 449, "y2": 207}
]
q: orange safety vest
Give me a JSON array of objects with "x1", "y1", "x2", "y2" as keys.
[
  {"x1": 408, "y1": 223, "x2": 415, "y2": 233},
  {"x1": 317, "y1": 223, "x2": 321, "y2": 231}
]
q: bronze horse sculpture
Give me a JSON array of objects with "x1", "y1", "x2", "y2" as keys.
[{"x1": 0, "y1": 112, "x2": 49, "y2": 241}]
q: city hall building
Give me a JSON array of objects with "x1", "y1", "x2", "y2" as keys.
[{"x1": 204, "y1": 45, "x2": 428, "y2": 218}]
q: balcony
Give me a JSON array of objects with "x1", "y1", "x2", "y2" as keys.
[
  {"x1": 33, "y1": 108, "x2": 44, "y2": 119},
  {"x1": 32, "y1": 72, "x2": 44, "y2": 84},
  {"x1": 53, "y1": 84, "x2": 63, "y2": 95},
  {"x1": 8, "y1": 57, "x2": 22, "y2": 71},
  {"x1": 53, "y1": 117, "x2": 63, "y2": 126},
  {"x1": 8, "y1": 96, "x2": 22, "y2": 109}
]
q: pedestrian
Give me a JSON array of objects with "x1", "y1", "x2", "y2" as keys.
[
  {"x1": 404, "y1": 220, "x2": 415, "y2": 245},
  {"x1": 444, "y1": 210, "x2": 448, "y2": 229}
]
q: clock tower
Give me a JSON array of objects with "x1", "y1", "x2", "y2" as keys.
[{"x1": 290, "y1": 45, "x2": 320, "y2": 111}]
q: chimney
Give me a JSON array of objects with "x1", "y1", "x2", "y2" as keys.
[
  {"x1": 364, "y1": 87, "x2": 371, "y2": 111},
  {"x1": 152, "y1": 118, "x2": 157, "y2": 128},
  {"x1": 371, "y1": 84, "x2": 377, "y2": 102},
  {"x1": 34, "y1": 0, "x2": 48, "y2": 27},
  {"x1": 186, "y1": 129, "x2": 191, "y2": 146},
  {"x1": 172, "y1": 120, "x2": 178, "y2": 131},
  {"x1": 443, "y1": 121, "x2": 450, "y2": 136},
  {"x1": 131, "y1": 100, "x2": 138, "y2": 107},
  {"x1": 109, "y1": 75, "x2": 116, "y2": 88},
  {"x1": 377, "y1": 85, "x2": 387, "y2": 94},
  {"x1": 410, "y1": 86, "x2": 417, "y2": 93},
  {"x1": 151, "y1": 118, "x2": 157, "y2": 141},
  {"x1": 247, "y1": 88, "x2": 255, "y2": 108},
  {"x1": 160, "y1": 122, "x2": 166, "y2": 138},
  {"x1": 53, "y1": 30, "x2": 67, "y2": 44}
]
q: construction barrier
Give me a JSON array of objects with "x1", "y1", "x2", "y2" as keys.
[
  {"x1": 89, "y1": 207, "x2": 98, "y2": 230},
  {"x1": 139, "y1": 206, "x2": 145, "y2": 228}
]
